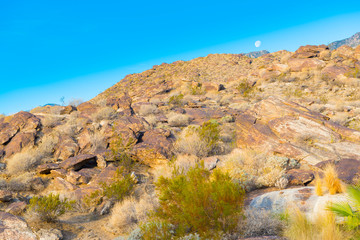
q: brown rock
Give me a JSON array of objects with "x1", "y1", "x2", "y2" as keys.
[
  {"x1": 54, "y1": 137, "x2": 80, "y2": 160},
  {"x1": 67, "y1": 168, "x2": 100, "y2": 185},
  {"x1": 59, "y1": 154, "x2": 97, "y2": 171},
  {"x1": 89, "y1": 166, "x2": 122, "y2": 186},
  {"x1": 316, "y1": 159, "x2": 360, "y2": 184},
  {"x1": 336, "y1": 45, "x2": 355, "y2": 59},
  {"x1": 60, "y1": 105, "x2": 77, "y2": 115},
  {"x1": 288, "y1": 58, "x2": 325, "y2": 72},
  {"x1": 106, "y1": 94, "x2": 133, "y2": 111},
  {"x1": 287, "y1": 169, "x2": 315, "y2": 186},
  {"x1": 50, "y1": 169, "x2": 67, "y2": 178},
  {"x1": 77, "y1": 102, "x2": 99, "y2": 116},
  {"x1": 37, "y1": 163, "x2": 60, "y2": 175},
  {"x1": 0, "y1": 211, "x2": 36, "y2": 240},
  {"x1": 202, "y1": 82, "x2": 225, "y2": 92},
  {"x1": 5, "y1": 201, "x2": 27, "y2": 215},
  {"x1": 203, "y1": 156, "x2": 220, "y2": 170},
  {"x1": 321, "y1": 65, "x2": 350, "y2": 79},
  {"x1": 293, "y1": 45, "x2": 329, "y2": 58},
  {"x1": 0, "y1": 190, "x2": 13, "y2": 202},
  {"x1": 52, "y1": 177, "x2": 78, "y2": 191},
  {"x1": 4, "y1": 132, "x2": 36, "y2": 156},
  {"x1": 133, "y1": 129, "x2": 174, "y2": 167}
]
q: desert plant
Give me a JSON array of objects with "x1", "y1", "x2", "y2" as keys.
[
  {"x1": 84, "y1": 168, "x2": 136, "y2": 206},
  {"x1": 168, "y1": 94, "x2": 184, "y2": 107},
  {"x1": 167, "y1": 113, "x2": 190, "y2": 127},
  {"x1": 324, "y1": 164, "x2": 343, "y2": 195},
  {"x1": 283, "y1": 208, "x2": 348, "y2": 240},
  {"x1": 189, "y1": 83, "x2": 205, "y2": 95},
  {"x1": 152, "y1": 163, "x2": 244, "y2": 238},
  {"x1": 236, "y1": 80, "x2": 255, "y2": 98},
  {"x1": 315, "y1": 174, "x2": 323, "y2": 196},
  {"x1": 327, "y1": 186, "x2": 360, "y2": 229},
  {"x1": 242, "y1": 208, "x2": 284, "y2": 237},
  {"x1": 140, "y1": 221, "x2": 175, "y2": 240},
  {"x1": 92, "y1": 107, "x2": 117, "y2": 122},
  {"x1": 108, "y1": 134, "x2": 137, "y2": 170},
  {"x1": 28, "y1": 193, "x2": 75, "y2": 222},
  {"x1": 139, "y1": 104, "x2": 158, "y2": 116}
]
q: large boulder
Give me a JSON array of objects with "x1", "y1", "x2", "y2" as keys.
[
  {"x1": 292, "y1": 45, "x2": 329, "y2": 59},
  {"x1": 0, "y1": 211, "x2": 36, "y2": 240},
  {"x1": 287, "y1": 58, "x2": 325, "y2": 72},
  {"x1": 315, "y1": 158, "x2": 360, "y2": 184},
  {"x1": 235, "y1": 97, "x2": 360, "y2": 165},
  {"x1": 59, "y1": 154, "x2": 97, "y2": 171},
  {"x1": 250, "y1": 187, "x2": 348, "y2": 221}
]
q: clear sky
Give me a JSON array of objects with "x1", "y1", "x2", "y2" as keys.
[{"x1": 1, "y1": 0, "x2": 360, "y2": 115}]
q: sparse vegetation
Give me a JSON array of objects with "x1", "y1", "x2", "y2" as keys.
[
  {"x1": 28, "y1": 193, "x2": 75, "y2": 222},
  {"x1": 168, "y1": 94, "x2": 184, "y2": 107},
  {"x1": 167, "y1": 113, "x2": 190, "y2": 127}
]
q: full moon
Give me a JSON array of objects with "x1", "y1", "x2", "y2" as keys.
[{"x1": 255, "y1": 40, "x2": 261, "y2": 48}]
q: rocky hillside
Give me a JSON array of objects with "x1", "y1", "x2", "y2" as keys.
[
  {"x1": 0, "y1": 41, "x2": 359, "y2": 239},
  {"x1": 329, "y1": 32, "x2": 360, "y2": 49}
]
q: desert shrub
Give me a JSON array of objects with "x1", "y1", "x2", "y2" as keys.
[
  {"x1": 108, "y1": 134, "x2": 137, "y2": 169},
  {"x1": 221, "y1": 150, "x2": 295, "y2": 191},
  {"x1": 168, "y1": 94, "x2": 184, "y2": 107},
  {"x1": 84, "y1": 168, "x2": 136, "y2": 206},
  {"x1": 109, "y1": 195, "x2": 158, "y2": 233},
  {"x1": 283, "y1": 208, "x2": 350, "y2": 240},
  {"x1": 92, "y1": 107, "x2": 116, "y2": 122},
  {"x1": 89, "y1": 130, "x2": 107, "y2": 152},
  {"x1": 152, "y1": 163, "x2": 245, "y2": 238},
  {"x1": 174, "y1": 120, "x2": 221, "y2": 157},
  {"x1": 139, "y1": 104, "x2": 158, "y2": 116},
  {"x1": 315, "y1": 174, "x2": 323, "y2": 196},
  {"x1": 242, "y1": 208, "x2": 284, "y2": 237},
  {"x1": 167, "y1": 113, "x2": 190, "y2": 127},
  {"x1": 236, "y1": 80, "x2": 255, "y2": 98},
  {"x1": 7, "y1": 172, "x2": 35, "y2": 192},
  {"x1": 189, "y1": 84, "x2": 205, "y2": 95},
  {"x1": 140, "y1": 221, "x2": 175, "y2": 240},
  {"x1": 315, "y1": 164, "x2": 343, "y2": 195},
  {"x1": 7, "y1": 134, "x2": 59, "y2": 175},
  {"x1": 41, "y1": 115, "x2": 64, "y2": 128},
  {"x1": 345, "y1": 66, "x2": 360, "y2": 79},
  {"x1": 28, "y1": 193, "x2": 75, "y2": 222}
]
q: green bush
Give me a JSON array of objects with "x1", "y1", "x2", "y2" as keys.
[
  {"x1": 189, "y1": 84, "x2": 205, "y2": 95},
  {"x1": 108, "y1": 133, "x2": 137, "y2": 170},
  {"x1": 152, "y1": 163, "x2": 245, "y2": 238},
  {"x1": 84, "y1": 168, "x2": 136, "y2": 206},
  {"x1": 236, "y1": 81, "x2": 255, "y2": 98},
  {"x1": 28, "y1": 193, "x2": 75, "y2": 222},
  {"x1": 197, "y1": 120, "x2": 220, "y2": 152},
  {"x1": 140, "y1": 221, "x2": 175, "y2": 240},
  {"x1": 168, "y1": 94, "x2": 184, "y2": 107}
]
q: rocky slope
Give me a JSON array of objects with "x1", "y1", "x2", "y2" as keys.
[
  {"x1": 0, "y1": 41, "x2": 360, "y2": 239},
  {"x1": 244, "y1": 50, "x2": 270, "y2": 58},
  {"x1": 329, "y1": 32, "x2": 360, "y2": 50}
]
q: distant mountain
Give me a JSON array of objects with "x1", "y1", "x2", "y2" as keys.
[
  {"x1": 244, "y1": 50, "x2": 270, "y2": 58},
  {"x1": 328, "y1": 32, "x2": 360, "y2": 50}
]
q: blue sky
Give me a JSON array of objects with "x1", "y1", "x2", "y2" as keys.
[{"x1": 1, "y1": 1, "x2": 360, "y2": 115}]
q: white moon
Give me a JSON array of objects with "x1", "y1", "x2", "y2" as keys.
[{"x1": 255, "y1": 40, "x2": 261, "y2": 48}]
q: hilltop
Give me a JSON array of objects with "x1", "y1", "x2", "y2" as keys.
[
  {"x1": 329, "y1": 32, "x2": 360, "y2": 49},
  {"x1": 0, "y1": 36, "x2": 359, "y2": 239}
]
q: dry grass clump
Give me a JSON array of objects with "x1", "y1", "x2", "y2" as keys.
[
  {"x1": 144, "y1": 114, "x2": 158, "y2": 128},
  {"x1": 6, "y1": 134, "x2": 59, "y2": 175},
  {"x1": 167, "y1": 113, "x2": 190, "y2": 127},
  {"x1": 314, "y1": 164, "x2": 343, "y2": 196},
  {"x1": 221, "y1": 149, "x2": 291, "y2": 190},
  {"x1": 139, "y1": 104, "x2": 158, "y2": 116},
  {"x1": 41, "y1": 115, "x2": 64, "y2": 128},
  {"x1": 242, "y1": 208, "x2": 284, "y2": 237},
  {"x1": 7, "y1": 172, "x2": 43, "y2": 192},
  {"x1": 284, "y1": 208, "x2": 351, "y2": 240},
  {"x1": 109, "y1": 195, "x2": 158, "y2": 233},
  {"x1": 92, "y1": 107, "x2": 116, "y2": 122}
]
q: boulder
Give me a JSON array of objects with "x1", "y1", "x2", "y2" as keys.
[
  {"x1": 4, "y1": 132, "x2": 37, "y2": 156},
  {"x1": 106, "y1": 94, "x2": 133, "y2": 113},
  {"x1": 54, "y1": 137, "x2": 80, "y2": 160},
  {"x1": 5, "y1": 201, "x2": 27, "y2": 215},
  {"x1": 321, "y1": 65, "x2": 350, "y2": 79},
  {"x1": 250, "y1": 187, "x2": 348, "y2": 221},
  {"x1": 287, "y1": 169, "x2": 315, "y2": 186},
  {"x1": 315, "y1": 158, "x2": 360, "y2": 184},
  {"x1": 202, "y1": 82, "x2": 225, "y2": 92},
  {"x1": 60, "y1": 105, "x2": 77, "y2": 115},
  {"x1": 52, "y1": 177, "x2": 78, "y2": 191},
  {"x1": 336, "y1": 45, "x2": 355, "y2": 59},
  {"x1": 0, "y1": 190, "x2": 13, "y2": 202},
  {"x1": 37, "y1": 163, "x2": 60, "y2": 175},
  {"x1": 0, "y1": 211, "x2": 36, "y2": 240},
  {"x1": 288, "y1": 58, "x2": 325, "y2": 72},
  {"x1": 292, "y1": 45, "x2": 329, "y2": 58},
  {"x1": 203, "y1": 156, "x2": 220, "y2": 170},
  {"x1": 36, "y1": 229, "x2": 63, "y2": 240},
  {"x1": 77, "y1": 102, "x2": 99, "y2": 117},
  {"x1": 59, "y1": 154, "x2": 97, "y2": 171}
]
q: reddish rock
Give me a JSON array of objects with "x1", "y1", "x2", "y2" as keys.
[
  {"x1": 184, "y1": 108, "x2": 226, "y2": 125},
  {"x1": 52, "y1": 177, "x2": 78, "y2": 191},
  {"x1": 316, "y1": 159, "x2": 360, "y2": 184},
  {"x1": 106, "y1": 94, "x2": 133, "y2": 112},
  {"x1": 60, "y1": 105, "x2": 77, "y2": 115},
  {"x1": 0, "y1": 211, "x2": 36, "y2": 240},
  {"x1": 77, "y1": 102, "x2": 99, "y2": 116},
  {"x1": 67, "y1": 168, "x2": 100, "y2": 185},
  {"x1": 37, "y1": 163, "x2": 60, "y2": 175},
  {"x1": 59, "y1": 154, "x2": 97, "y2": 171},
  {"x1": 54, "y1": 137, "x2": 79, "y2": 160},
  {"x1": 203, "y1": 156, "x2": 220, "y2": 170},
  {"x1": 4, "y1": 132, "x2": 36, "y2": 157},
  {"x1": 321, "y1": 65, "x2": 350, "y2": 79},
  {"x1": 287, "y1": 169, "x2": 315, "y2": 186},
  {"x1": 5, "y1": 201, "x2": 27, "y2": 216},
  {"x1": 0, "y1": 190, "x2": 13, "y2": 202},
  {"x1": 293, "y1": 45, "x2": 329, "y2": 58},
  {"x1": 89, "y1": 166, "x2": 122, "y2": 186},
  {"x1": 50, "y1": 169, "x2": 67, "y2": 179},
  {"x1": 133, "y1": 129, "x2": 174, "y2": 167},
  {"x1": 202, "y1": 82, "x2": 225, "y2": 92},
  {"x1": 336, "y1": 45, "x2": 355, "y2": 59},
  {"x1": 288, "y1": 58, "x2": 325, "y2": 72}
]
